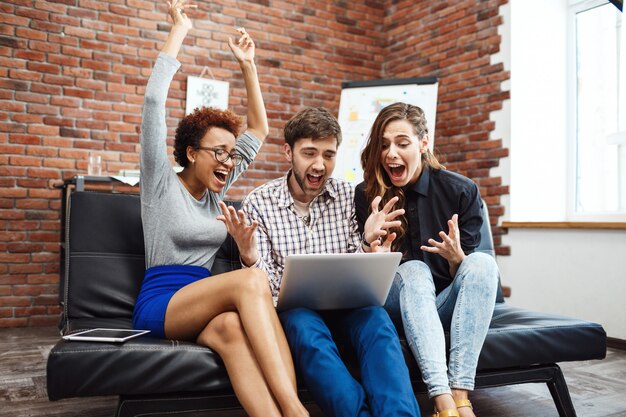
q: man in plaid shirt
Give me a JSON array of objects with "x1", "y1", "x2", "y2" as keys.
[{"x1": 222, "y1": 108, "x2": 420, "y2": 417}]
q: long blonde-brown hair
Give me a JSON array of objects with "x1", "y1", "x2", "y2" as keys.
[{"x1": 360, "y1": 102, "x2": 445, "y2": 251}]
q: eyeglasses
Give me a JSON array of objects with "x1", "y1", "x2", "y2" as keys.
[{"x1": 197, "y1": 147, "x2": 244, "y2": 166}]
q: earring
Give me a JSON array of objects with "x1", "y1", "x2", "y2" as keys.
[{"x1": 191, "y1": 159, "x2": 195, "y2": 164}]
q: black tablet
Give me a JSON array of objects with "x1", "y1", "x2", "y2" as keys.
[{"x1": 62, "y1": 328, "x2": 150, "y2": 343}]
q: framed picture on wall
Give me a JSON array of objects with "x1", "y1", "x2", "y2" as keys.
[{"x1": 185, "y1": 76, "x2": 229, "y2": 114}]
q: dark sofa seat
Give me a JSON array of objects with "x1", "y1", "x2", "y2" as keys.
[{"x1": 47, "y1": 191, "x2": 606, "y2": 417}]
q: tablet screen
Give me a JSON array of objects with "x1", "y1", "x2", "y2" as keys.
[{"x1": 63, "y1": 328, "x2": 150, "y2": 343}]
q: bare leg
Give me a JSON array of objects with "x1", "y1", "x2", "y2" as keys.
[
  {"x1": 165, "y1": 268, "x2": 307, "y2": 417},
  {"x1": 199, "y1": 312, "x2": 281, "y2": 417}
]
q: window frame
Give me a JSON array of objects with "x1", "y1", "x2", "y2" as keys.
[{"x1": 566, "y1": 0, "x2": 626, "y2": 222}]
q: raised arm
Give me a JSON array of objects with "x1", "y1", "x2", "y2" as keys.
[
  {"x1": 140, "y1": 1, "x2": 196, "y2": 201},
  {"x1": 162, "y1": 0, "x2": 195, "y2": 57},
  {"x1": 228, "y1": 29, "x2": 269, "y2": 142}
]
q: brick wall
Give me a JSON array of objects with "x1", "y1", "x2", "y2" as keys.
[
  {"x1": 382, "y1": 0, "x2": 510, "y2": 252},
  {"x1": 0, "y1": 0, "x2": 509, "y2": 327}
]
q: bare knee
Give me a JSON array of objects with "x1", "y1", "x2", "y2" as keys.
[
  {"x1": 197, "y1": 311, "x2": 245, "y2": 350},
  {"x1": 236, "y1": 267, "x2": 271, "y2": 299}
]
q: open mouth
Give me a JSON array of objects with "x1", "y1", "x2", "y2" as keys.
[
  {"x1": 214, "y1": 169, "x2": 229, "y2": 184},
  {"x1": 307, "y1": 173, "x2": 323, "y2": 188},
  {"x1": 387, "y1": 163, "x2": 406, "y2": 182}
]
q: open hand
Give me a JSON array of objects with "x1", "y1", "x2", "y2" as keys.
[
  {"x1": 217, "y1": 202, "x2": 258, "y2": 262},
  {"x1": 166, "y1": 0, "x2": 196, "y2": 30},
  {"x1": 420, "y1": 214, "x2": 465, "y2": 267},
  {"x1": 363, "y1": 196, "x2": 405, "y2": 247},
  {"x1": 228, "y1": 27, "x2": 255, "y2": 63}
]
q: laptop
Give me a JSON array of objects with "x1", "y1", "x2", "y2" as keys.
[{"x1": 276, "y1": 252, "x2": 402, "y2": 311}]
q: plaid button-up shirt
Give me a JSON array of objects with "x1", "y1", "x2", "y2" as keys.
[{"x1": 242, "y1": 172, "x2": 362, "y2": 298}]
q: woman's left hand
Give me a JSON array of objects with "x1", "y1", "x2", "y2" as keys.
[
  {"x1": 217, "y1": 201, "x2": 259, "y2": 266},
  {"x1": 420, "y1": 214, "x2": 466, "y2": 273},
  {"x1": 228, "y1": 27, "x2": 255, "y2": 64}
]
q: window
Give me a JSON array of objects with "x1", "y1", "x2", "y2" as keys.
[{"x1": 569, "y1": 0, "x2": 625, "y2": 220}]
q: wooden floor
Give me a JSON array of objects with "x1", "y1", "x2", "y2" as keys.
[{"x1": 1, "y1": 326, "x2": 625, "y2": 417}]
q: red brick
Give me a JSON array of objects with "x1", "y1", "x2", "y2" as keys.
[
  {"x1": 27, "y1": 168, "x2": 61, "y2": 179},
  {"x1": 9, "y1": 155, "x2": 42, "y2": 166},
  {"x1": 28, "y1": 189, "x2": 60, "y2": 199},
  {"x1": 0, "y1": 318, "x2": 29, "y2": 327},
  {"x1": 44, "y1": 158, "x2": 76, "y2": 169},
  {"x1": 7, "y1": 221, "x2": 38, "y2": 231},
  {"x1": 8, "y1": 242, "x2": 44, "y2": 253},
  {"x1": 0, "y1": 187, "x2": 27, "y2": 197}
]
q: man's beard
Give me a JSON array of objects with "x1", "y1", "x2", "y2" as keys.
[{"x1": 292, "y1": 160, "x2": 325, "y2": 197}]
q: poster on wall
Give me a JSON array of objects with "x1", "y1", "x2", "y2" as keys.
[
  {"x1": 185, "y1": 76, "x2": 229, "y2": 114},
  {"x1": 335, "y1": 77, "x2": 438, "y2": 184}
]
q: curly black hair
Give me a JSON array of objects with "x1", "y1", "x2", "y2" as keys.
[{"x1": 173, "y1": 107, "x2": 243, "y2": 168}]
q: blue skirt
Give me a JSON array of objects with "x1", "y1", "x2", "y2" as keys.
[{"x1": 132, "y1": 265, "x2": 211, "y2": 338}]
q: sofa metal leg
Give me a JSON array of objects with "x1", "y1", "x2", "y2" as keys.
[{"x1": 546, "y1": 364, "x2": 577, "y2": 417}]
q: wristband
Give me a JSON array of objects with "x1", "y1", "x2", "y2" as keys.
[{"x1": 362, "y1": 233, "x2": 372, "y2": 248}]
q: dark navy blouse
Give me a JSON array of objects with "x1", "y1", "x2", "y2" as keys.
[{"x1": 355, "y1": 166, "x2": 484, "y2": 294}]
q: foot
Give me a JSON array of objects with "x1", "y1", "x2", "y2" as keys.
[
  {"x1": 432, "y1": 393, "x2": 458, "y2": 417},
  {"x1": 451, "y1": 389, "x2": 475, "y2": 417},
  {"x1": 456, "y1": 404, "x2": 475, "y2": 417}
]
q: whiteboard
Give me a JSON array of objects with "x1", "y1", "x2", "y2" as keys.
[{"x1": 335, "y1": 78, "x2": 438, "y2": 184}]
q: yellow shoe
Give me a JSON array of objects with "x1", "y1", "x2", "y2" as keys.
[
  {"x1": 455, "y1": 398, "x2": 473, "y2": 411},
  {"x1": 454, "y1": 398, "x2": 474, "y2": 410}
]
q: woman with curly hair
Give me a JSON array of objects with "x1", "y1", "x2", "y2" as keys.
[
  {"x1": 132, "y1": 2, "x2": 308, "y2": 416},
  {"x1": 355, "y1": 102, "x2": 499, "y2": 417}
]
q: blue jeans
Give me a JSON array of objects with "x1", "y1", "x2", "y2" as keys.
[
  {"x1": 385, "y1": 252, "x2": 499, "y2": 398},
  {"x1": 279, "y1": 306, "x2": 420, "y2": 417}
]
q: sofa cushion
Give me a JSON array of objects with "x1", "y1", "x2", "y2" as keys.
[
  {"x1": 475, "y1": 303, "x2": 606, "y2": 370},
  {"x1": 47, "y1": 320, "x2": 228, "y2": 400}
]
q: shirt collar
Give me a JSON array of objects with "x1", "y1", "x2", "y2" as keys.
[
  {"x1": 276, "y1": 170, "x2": 338, "y2": 208},
  {"x1": 407, "y1": 165, "x2": 431, "y2": 196}
]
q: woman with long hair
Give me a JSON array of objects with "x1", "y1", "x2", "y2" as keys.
[{"x1": 355, "y1": 102, "x2": 499, "y2": 417}]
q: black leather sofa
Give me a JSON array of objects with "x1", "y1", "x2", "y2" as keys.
[{"x1": 46, "y1": 191, "x2": 607, "y2": 417}]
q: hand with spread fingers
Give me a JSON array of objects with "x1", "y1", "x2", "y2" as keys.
[
  {"x1": 362, "y1": 196, "x2": 405, "y2": 252},
  {"x1": 228, "y1": 27, "x2": 255, "y2": 64},
  {"x1": 217, "y1": 201, "x2": 259, "y2": 267},
  {"x1": 166, "y1": 0, "x2": 196, "y2": 30},
  {"x1": 420, "y1": 213, "x2": 466, "y2": 276}
]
